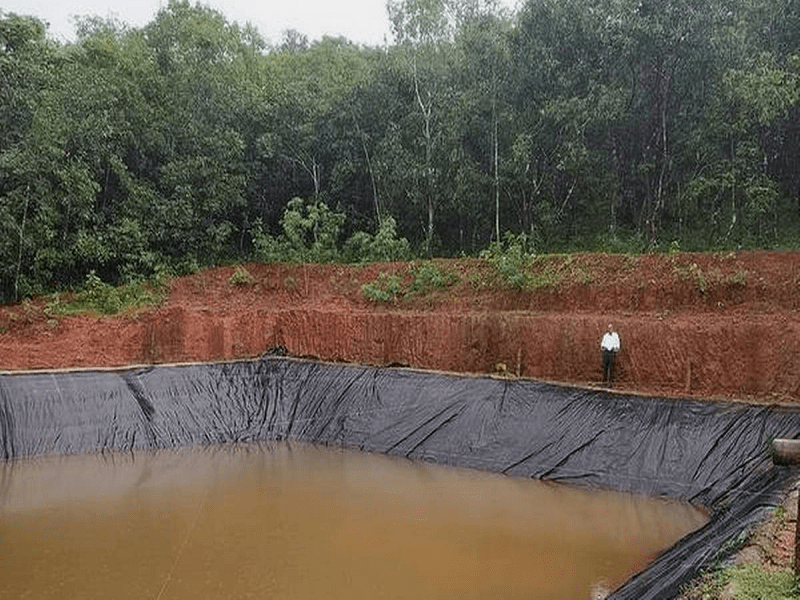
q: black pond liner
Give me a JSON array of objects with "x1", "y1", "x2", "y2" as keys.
[{"x1": 2, "y1": 356, "x2": 800, "y2": 598}]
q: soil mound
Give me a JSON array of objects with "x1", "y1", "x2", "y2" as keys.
[{"x1": 1, "y1": 251, "x2": 799, "y2": 403}]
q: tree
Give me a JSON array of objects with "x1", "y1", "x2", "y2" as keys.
[
  {"x1": 0, "y1": 13, "x2": 62, "y2": 300},
  {"x1": 143, "y1": 0, "x2": 265, "y2": 266},
  {"x1": 454, "y1": 6, "x2": 511, "y2": 246},
  {"x1": 263, "y1": 36, "x2": 371, "y2": 201},
  {"x1": 508, "y1": 0, "x2": 628, "y2": 247},
  {"x1": 386, "y1": 0, "x2": 460, "y2": 255}
]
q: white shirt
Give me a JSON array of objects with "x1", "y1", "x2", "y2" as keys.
[{"x1": 601, "y1": 331, "x2": 620, "y2": 352}]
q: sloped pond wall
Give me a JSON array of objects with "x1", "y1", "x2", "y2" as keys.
[{"x1": 1, "y1": 357, "x2": 799, "y2": 599}]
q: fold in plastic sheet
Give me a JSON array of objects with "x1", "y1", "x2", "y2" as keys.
[{"x1": 1, "y1": 357, "x2": 799, "y2": 599}]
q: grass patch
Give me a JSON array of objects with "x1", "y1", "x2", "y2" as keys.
[
  {"x1": 476, "y1": 234, "x2": 599, "y2": 291},
  {"x1": 361, "y1": 261, "x2": 459, "y2": 304},
  {"x1": 361, "y1": 272, "x2": 403, "y2": 303},
  {"x1": 692, "y1": 565, "x2": 800, "y2": 600},
  {"x1": 45, "y1": 271, "x2": 167, "y2": 317},
  {"x1": 733, "y1": 565, "x2": 800, "y2": 599},
  {"x1": 408, "y1": 261, "x2": 460, "y2": 296}
]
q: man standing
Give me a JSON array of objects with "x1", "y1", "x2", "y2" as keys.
[{"x1": 601, "y1": 324, "x2": 620, "y2": 384}]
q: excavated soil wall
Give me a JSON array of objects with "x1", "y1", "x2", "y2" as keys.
[
  {"x1": 1, "y1": 251, "x2": 799, "y2": 403},
  {"x1": 134, "y1": 307, "x2": 800, "y2": 400}
]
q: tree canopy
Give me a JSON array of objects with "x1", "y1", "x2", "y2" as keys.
[{"x1": 1, "y1": 0, "x2": 798, "y2": 302}]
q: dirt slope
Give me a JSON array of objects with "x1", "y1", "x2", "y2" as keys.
[{"x1": 1, "y1": 251, "x2": 799, "y2": 404}]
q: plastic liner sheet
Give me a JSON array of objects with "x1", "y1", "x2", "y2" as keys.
[{"x1": 1, "y1": 357, "x2": 799, "y2": 599}]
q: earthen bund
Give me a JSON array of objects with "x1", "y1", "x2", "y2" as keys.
[{"x1": 1, "y1": 357, "x2": 799, "y2": 599}]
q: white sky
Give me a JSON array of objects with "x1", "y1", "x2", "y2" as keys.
[
  {"x1": 0, "y1": 0, "x2": 394, "y2": 46},
  {"x1": 0, "y1": 0, "x2": 518, "y2": 47}
]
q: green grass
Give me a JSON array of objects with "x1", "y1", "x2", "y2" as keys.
[
  {"x1": 684, "y1": 562, "x2": 800, "y2": 599},
  {"x1": 45, "y1": 271, "x2": 167, "y2": 317},
  {"x1": 725, "y1": 564, "x2": 800, "y2": 599},
  {"x1": 361, "y1": 261, "x2": 459, "y2": 304}
]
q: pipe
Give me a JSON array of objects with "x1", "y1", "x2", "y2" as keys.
[{"x1": 772, "y1": 439, "x2": 800, "y2": 465}]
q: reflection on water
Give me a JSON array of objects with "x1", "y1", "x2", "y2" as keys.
[{"x1": 0, "y1": 442, "x2": 707, "y2": 600}]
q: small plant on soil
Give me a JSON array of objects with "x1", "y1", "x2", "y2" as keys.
[
  {"x1": 283, "y1": 275, "x2": 299, "y2": 292},
  {"x1": 674, "y1": 262, "x2": 708, "y2": 294},
  {"x1": 478, "y1": 234, "x2": 574, "y2": 291},
  {"x1": 730, "y1": 268, "x2": 748, "y2": 287},
  {"x1": 480, "y1": 232, "x2": 533, "y2": 289},
  {"x1": 361, "y1": 273, "x2": 402, "y2": 303},
  {"x1": 689, "y1": 564, "x2": 800, "y2": 600},
  {"x1": 407, "y1": 261, "x2": 460, "y2": 296},
  {"x1": 688, "y1": 263, "x2": 708, "y2": 294},
  {"x1": 229, "y1": 265, "x2": 255, "y2": 287},
  {"x1": 361, "y1": 261, "x2": 459, "y2": 304},
  {"x1": 45, "y1": 272, "x2": 166, "y2": 317}
]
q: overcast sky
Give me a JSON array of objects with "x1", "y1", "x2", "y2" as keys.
[{"x1": 1, "y1": 0, "x2": 518, "y2": 47}]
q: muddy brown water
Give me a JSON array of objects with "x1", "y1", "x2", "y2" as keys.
[{"x1": 0, "y1": 442, "x2": 707, "y2": 600}]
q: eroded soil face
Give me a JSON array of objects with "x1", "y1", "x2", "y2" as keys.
[{"x1": 2, "y1": 251, "x2": 799, "y2": 404}]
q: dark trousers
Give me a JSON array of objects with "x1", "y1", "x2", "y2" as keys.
[{"x1": 603, "y1": 349, "x2": 616, "y2": 383}]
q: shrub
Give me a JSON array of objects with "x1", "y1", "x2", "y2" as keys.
[
  {"x1": 281, "y1": 197, "x2": 345, "y2": 263},
  {"x1": 363, "y1": 216, "x2": 412, "y2": 262},
  {"x1": 675, "y1": 262, "x2": 708, "y2": 294},
  {"x1": 361, "y1": 273, "x2": 402, "y2": 303},
  {"x1": 83, "y1": 271, "x2": 123, "y2": 314},
  {"x1": 341, "y1": 216, "x2": 412, "y2": 263},
  {"x1": 229, "y1": 265, "x2": 255, "y2": 287},
  {"x1": 408, "y1": 261, "x2": 459, "y2": 295},
  {"x1": 46, "y1": 271, "x2": 166, "y2": 316},
  {"x1": 361, "y1": 261, "x2": 458, "y2": 304},
  {"x1": 479, "y1": 232, "x2": 534, "y2": 289},
  {"x1": 253, "y1": 201, "x2": 410, "y2": 265}
]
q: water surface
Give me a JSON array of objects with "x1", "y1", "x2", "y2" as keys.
[{"x1": 0, "y1": 442, "x2": 707, "y2": 599}]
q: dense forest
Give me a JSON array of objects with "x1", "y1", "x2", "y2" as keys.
[{"x1": 0, "y1": 0, "x2": 798, "y2": 303}]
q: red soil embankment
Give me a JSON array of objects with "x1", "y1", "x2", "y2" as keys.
[{"x1": 2, "y1": 251, "x2": 799, "y2": 403}]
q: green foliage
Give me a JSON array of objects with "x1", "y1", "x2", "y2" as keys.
[
  {"x1": 361, "y1": 260, "x2": 459, "y2": 304},
  {"x1": 361, "y1": 272, "x2": 403, "y2": 303},
  {"x1": 595, "y1": 232, "x2": 652, "y2": 255},
  {"x1": 733, "y1": 565, "x2": 800, "y2": 600},
  {"x1": 82, "y1": 271, "x2": 122, "y2": 314},
  {"x1": 2, "y1": 0, "x2": 800, "y2": 305},
  {"x1": 251, "y1": 219, "x2": 285, "y2": 263},
  {"x1": 229, "y1": 265, "x2": 255, "y2": 286},
  {"x1": 342, "y1": 216, "x2": 412, "y2": 263},
  {"x1": 479, "y1": 232, "x2": 535, "y2": 289},
  {"x1": 281, "y1": 197, "x2": 345, "y2": 262},
  {"x1": 408, "y1": 260, "x2": 459, "y2": 294},
  {"x1": 252, "y1": 198, "x2": 345, "y2": 263},
  {"x1": 479, "y1": 233, "x2": 608, "y2": 291},
  {"x1": 45, "y1": 271, "x2": 166, "y2": 316},
  {"x1": 724, "y1": 53, "x2": 800, "y2": 126},
  {"x1": 692, "y1": 564, "x2": 800, "y2": 600},
  {"x1": 253, "y1": 200, "x2": 411, "y2": 265}
]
